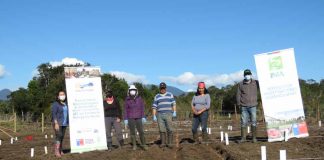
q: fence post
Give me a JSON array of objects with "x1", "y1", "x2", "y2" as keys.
[
  {"x1": 234, "y1": 104, "x2": 238, "y2": 120},
  {"x1": 14, "y1": 112, "x2": 17, "y2": 133},
  {"x1": 42, "y1": 113, "x2": 44, "y2": 133}
]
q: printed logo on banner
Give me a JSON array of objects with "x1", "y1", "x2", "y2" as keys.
[
  {"x1": 76, "y1": 139, "x2": 85, "y2": 146},
  {"x1": 85, "y1": 139, "x2": 94, "y2": 145},
  {"x1": 268, "y1": 56, "x2": 285, "y2": 78}
]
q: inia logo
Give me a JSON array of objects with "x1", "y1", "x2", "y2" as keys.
[{"x1": 268, "y1": 56, "x2": 284, "y2": 78}]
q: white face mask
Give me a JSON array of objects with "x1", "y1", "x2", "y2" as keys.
[
  {"x1": 244, "y1": 75, "x2": 252, "y2": 80},
  {"x1": 59, "y1": 95, "x2": 66, "y2": 101},
  {"x1": 130, "y1": 90, "x2": 136, "y2": 96}
]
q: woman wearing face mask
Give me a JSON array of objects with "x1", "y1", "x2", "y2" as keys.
[
  {"x1": 191, "y1": 82, "x2": 211, "y2": 143},
  {"x1": 103, "y1": 89, "x2": 124, "y2": 151},
  {"x1": 51, "y1": 90, "x2": 69, "y2": 157},
  {"x1": 124, "y1": 85, "x2": 148, "y2": 150}
]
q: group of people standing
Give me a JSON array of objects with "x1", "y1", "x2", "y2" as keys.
[{"x1": 51, "y1": 69, "x2": 260, "y2": 157}]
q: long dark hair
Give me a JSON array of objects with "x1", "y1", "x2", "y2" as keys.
[
  {"x1": 56, "y1": 90, "x2": 67, "y2": 103},
  {"x1": 195, "y1": 87, "x2": 209, "y2": 96}
]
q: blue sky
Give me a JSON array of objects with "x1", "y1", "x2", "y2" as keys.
[{"x1": 0, "y1": 0, "x2": 323, "y2": 91}]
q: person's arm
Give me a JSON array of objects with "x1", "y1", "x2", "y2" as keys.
[
  {"x1": 191, "y1": 96, "x2": 197, "y2": 114},
  {"x1": 51, "y1": 103, "x2": 59, "y2": 131},
  {"x1": 123, "y1": 99, "x2": 128, "y2": 120},
  {"x1": 140, "y1": 97, "x2": 145, "y2": 118},
  {"x1": 236, "y1": 83, "x2": 241, "y2": 106},
  {"x1": 171, "y1": 94, "x2": 176, "y2": 112},
  {"x1": 152, "y1": 96, "x2": 158, "y2": 120},
  {"x1": 116, "y1": 99, "x2": 122, "y2": 120}
]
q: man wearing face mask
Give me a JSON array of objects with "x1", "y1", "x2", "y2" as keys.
[
  {"x1": 124, "y1": 85, "x2": 148, "y2": 150},
  {"x1": 51, "y1": 90, "x2": 69, "y2": 157},
  {"x1": 103, "y1": 89, "x2": 124, "y2": 151},
  {"x1": 236, "y1": 69, "x2": 260, "y2": 143}
]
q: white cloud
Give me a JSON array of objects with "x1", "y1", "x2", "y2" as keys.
[
  {"x1": 109, "y1": 71, "x2": 148, "y2": 84},
  {"x1": 160, "y1": 70, "x2": 247, "y2": 88},
  {"x1": 49, "y1": 57, "x2": 85, "y2": 67},
  {"x1": 0, "y1": 64, "x2": 6, "y2": 78}
]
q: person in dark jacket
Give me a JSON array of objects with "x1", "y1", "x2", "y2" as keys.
[
  {"x1": 236, "y1": 69, "x2": 260, "y2": 143},
  {"x1": 51, "y1": 90, "x2": 69, "y2": 158},
  {"x1": 103, "y1": 89, "x2": 124, "y2": 151},
  {"x1": 124, "y1": 85, "x2": 148, "y2": 150}
]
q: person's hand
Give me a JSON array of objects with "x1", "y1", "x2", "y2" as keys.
[
  {"x1": 153, "y1": 115, "x2": 157, "y2": 122},
  {"x1": 124, "y1": 120, "x2": 128, "y2": 125},
  {"x1": 54, "y1": 123, "x2": 59, "y2": 131},
  {"x1": 116, "y1": 117, "x2": 121, "y2": 123},
  {"x1": 172, "y1": 111, "x2": 177, "y2": 118},
  {"x1": 142, "y1": 117, "x2": 147, "y2": 123}
]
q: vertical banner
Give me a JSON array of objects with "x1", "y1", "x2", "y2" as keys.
[
  {"x1": 254, "y1": 48, "x2": 309, "y2": 142},
  {"x1": 64, "y1": 67, "x2": 107, "y2": 153}
]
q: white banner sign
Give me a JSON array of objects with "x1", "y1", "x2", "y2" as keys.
[
  {"x1": 64, "y1": 67, "x2": 107, "y2": 153},
  {"x1": 254, "y1": 48, "x2": 309, "y2": 142}
]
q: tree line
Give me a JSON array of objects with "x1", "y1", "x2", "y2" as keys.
[{"x1": 0, "y1": 63, "x2": 323, "y2": 121}]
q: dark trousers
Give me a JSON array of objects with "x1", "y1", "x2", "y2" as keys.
[
  {"x1": 192, "y1": 111, "x2": 208, "y2": 134},
  {"x1": 128, "y1": 118, "x2": 144, "y2": 137},
  {"x1": 105, "y1": 117, "x2": 123, "y2": 144},
  {"x1": 54, "y1": 126, "x2": 67, "y2": 144}
]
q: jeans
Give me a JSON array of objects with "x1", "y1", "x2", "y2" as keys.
[
  {"x1": 105, "y1": 117, "x2": 123, "y2": 144},
  {"x1": 128, "y1": 118, "x2": 144, "y2": 137},
  {"x1": 192, "y1": 111, "x2": 208, "y2": 134},
  {"x1": 157, "y1": 112, "x2": 173, "y2": 133},
  {"x1": 241, "y1": 106, "x2": 257, "y2": 127}
]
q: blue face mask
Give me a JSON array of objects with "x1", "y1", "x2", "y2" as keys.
[{"x1": 244, "y1": 75, "x2": 252, "y2": 80}]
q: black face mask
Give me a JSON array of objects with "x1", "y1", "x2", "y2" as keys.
[{"x1": 106, "y1": 93, "x2": 113, "y2": 98}]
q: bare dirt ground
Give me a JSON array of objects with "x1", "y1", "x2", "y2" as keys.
[{"x1": 1, "y1": 120, "x2": 324, "y2": 160}]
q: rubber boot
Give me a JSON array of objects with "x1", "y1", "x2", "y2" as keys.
[
  {"x1": 107, "y1": 142, "x2": 112, "y2": 151},
  {"x1": 252, "y1": 126, "x2": 257, "y2": 143},
  {"x1": 54, "y1": 143, "x2": 61, "y2": 158},
  {"x1": 131, "y1": 135, "x2": 137, "y2": 150},
  {"x1": 167, "y1": 132, "x2": 173, "y2": 149},
  {"x1": 159, "y1": 132, "x2": 167, "y2": 148},
  {"x1": 237, "y1": 127, "x2": 247, "y2": 143},
  {"x1": 193, "y1": 133, "x2": 199, "y2": 144},
  {"x1": 202, "y1": 132, "x2": 209, "y2": 143},
  {"x1": 140, "y1": 134, "x2": 148, "y2": 151},
  {"x1": 118, "y1": 139, "x2": 124, "y2": 148}
]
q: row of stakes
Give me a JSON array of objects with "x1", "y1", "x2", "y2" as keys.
[{"x1": 2, "y1": 120, "x2": 323, "y2": 158}]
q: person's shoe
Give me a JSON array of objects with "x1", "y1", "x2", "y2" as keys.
[
  {"x1": 159, "y1": 132, "x2": 167, "y2": 148},
  {"x1": 193, "y1": 133, "x2": 199, "y2": 144},
  {"x1": 60, "y1": 143, "x2": 64, "y2": 155},
  {"x1": 131, "y1": 135, "x2": 137, "y2": 150},
  {"x1": 167, "y1": 132, "x2": 174, "y2": 149},
  {"x1": 237, "y1": 127, "x2": 247, "y2": 143},
  {"x1": 202, "y1": 132, "x2": 209, "y2": 143},
  {"x1": 54, "y1": 144, "x2": 61, "y2": 158},
  {"x1": 252, "y1": 126, "x2": 257, "y2": 143},
  {"x1": 107, "y1": 142, "x2": 113, "y2": 151},
  {"x1": 140, "y1": 134, "x2": 148, "y2": 151}
]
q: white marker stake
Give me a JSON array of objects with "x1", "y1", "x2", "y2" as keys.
[
  {"x1": 126, "y1": 133, "x2": 128, "y2": 139},
  {"x1": 284, "y1": 130, "x2": 289, "y2": 142},
  {"x1": 220, "y1": 126, "x2": 222, "y2": 129},
  {"x1": 15, "y1": 137, "x2": 18, "y2": 141},
  {"x1": 137, "y1": 132, "x2": 139, "y2": 136},
  {"x1": 112, "y1": 132, "x2": 114, "y2": 136},
  {"x1": 319, "y1": 121, "x2": 322, "y2": 127},
  {"x1": 208, "y1": 128, "x2": 211, "y2": 135},
  {"x1": 225, "y1": 133, "x2": 229, "y2": 145},
  {"x1": 31, "y1": 148, "x2": 34, "y2": 158},
  {"x1": 261, "y1": 146, "x2": 266, "y2": 160},
  {"x1": 280, "y1": 150, "x2": 286, "y2": 160},
  {"x1": 0, "y1": 140, "x2": 2, "y2": 145},
  {"x1": 229, "y1": 113, "x2": 231, "y2": 119},
  {"x1": 247, "y1": 126, "x2": 250, "y2": 134},
  {"x1": 50, "y1": 135, "x2": 53, "y2": 138},
  {"x1": 11, "y1": 138, "x2": 13, "y2": 144},
  {"x1": 45, "y1": 135, "x2": 48, "y2": 139},
  {"x1": 44, "y1": 146, "x2": 48, "y2": 155},
  {"x1": 199, "y1": 126, "x2": 202, "y2": 131},
  {"x1": 220, "y1": 131, "x2": 224, "y2": 142}
]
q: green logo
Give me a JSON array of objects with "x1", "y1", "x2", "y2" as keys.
[{"x1": 269, "y1": 56, "x2": 283, "y2": 71}]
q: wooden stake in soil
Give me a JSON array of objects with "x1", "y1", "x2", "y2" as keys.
[
  {"x1": 279, "y1": 150, "x2": 286, "y2": 160},
  {"x1": 31, "y1": 148, "x2": 34, "y2": 158},
  {"x1": 261, "y1": 146, "x2": 266, "y2": 160},
  {"x1": 284, "y1": 130, "x2": 289, "y2": 142},
  {"x1": 247, "y1": 126, "x2": 250, "y2": 134},
  {"x1": 45, "y1": 135, "x2": 48, "y2": 139},
  {"x1": 225, "y1": 133, "x2": 229, "y2": 145},
  {"x1": 44, "y1": 146, "x2": 48, "y2": 155},
  {"x1": 10, "y1": 138, "x2": 13, "y2": 144},
  {"x1": 42, "y1": 113, "x2": 44, "y2": 133},
  {"x1": 14, "y1": 112, "x2": 17, "y2": 133},
  {"x1": 220, "y1": 131, "x2": 224, "y2": 142}
]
